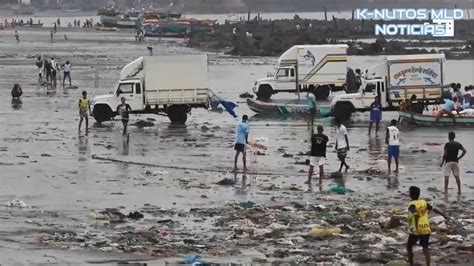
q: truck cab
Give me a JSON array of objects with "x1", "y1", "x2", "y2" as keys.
[
  {"x1": 331, "y1": 54, "x2": 445, "y2": 121},
  {"x1": 253, "y1": 44, "x2": 348, "y2": 101}
]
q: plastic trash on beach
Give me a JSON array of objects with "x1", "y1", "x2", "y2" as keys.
[
  {"x1": 177, "y1": 255, "x2": 208, "y2": 264},
  {"x1": 5, "y1": 199, "x2": 27, "y2": 208},
  {"x1": 328, "y1": 186, "x2": 354, "y2": 194},
  {"x1": 308, "y1": 227, "x2": 342, "y2": 237}
]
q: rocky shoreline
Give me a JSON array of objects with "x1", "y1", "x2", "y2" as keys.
[{"x1": 188, "y1": 19, "x2": 474, "y2": 58}]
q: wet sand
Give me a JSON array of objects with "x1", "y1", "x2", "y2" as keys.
[{"x1": 0, "y1": 28, "x2": 473, "y2": 264}]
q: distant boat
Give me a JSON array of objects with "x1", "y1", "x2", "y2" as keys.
[
  {"x1": 19, "y1": 23, "x2": 43, "y2": 28},
  {"x1": 100, "y1": 15, "x2": 139, "y2": 28},
  {"x1": 61, "y1": 7, "x2": 82, "y2": 13},
  {"x1": 444, "y1": 51, "x2": 471, "y2": 60},
  {"x1": 247, "y1": 98, "x2": 332, "y2": 117},
  {"x1": 98, "y1": 4, "x2": 120, "y2": 16},
  {"x1": 399, "y1": 111, "x2": 474, "y2": 126},
  {"x1": 95, "y1": 25, "x2": 119, "y2": 31}
]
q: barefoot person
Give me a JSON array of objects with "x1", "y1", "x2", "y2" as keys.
[
  {"x1": 116, "y1": 97, "x2": 132, "y2": 136},
  {"x1": 335, "y1": 118, "x2": 350, "y2": 172},
  {"x1": 307, "y1": 93, "x2": 316, "y2": 132},
  {"x1": 307, "y1": 125, "x2": 329, "y2": 187},
  {"x1": 386, "y1": 119, "x2": 400, "y2": 173},
  {"x1": 62, "y1": 60, "x2": 72, "y2": 87},
  {"x1": 36, "y1": 56, "x2": 43, "y2": 83},
  {"x1": 78, "y1": 91, "x2": 91, "y2": 134},
  {"x1": 368, "y1": 96, "x2": 382, "y2": 136},
  {"x1": 440, "y1": 131, "x2": 466, "y2": 194},
  {"x1": 233, "y1": 115, "x2": 250, "y2": 173},
  {"x1": 407, "y1": 186, "x2": 447, "y2": 266}
]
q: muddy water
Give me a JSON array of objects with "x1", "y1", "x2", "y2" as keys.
[{"x1": 0, "y1": 29, "x2": 473, "y2": 264}]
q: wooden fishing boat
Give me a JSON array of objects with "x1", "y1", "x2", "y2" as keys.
[
  {"x1": 247, "y1": 98, "x2": 332, "y2": 117},
  {"x1": 95, "y1": 25, "x2": 119, "y2": 31},
  {"x1": 399, "y1": 110, "x2": 474, "y2": 126}
]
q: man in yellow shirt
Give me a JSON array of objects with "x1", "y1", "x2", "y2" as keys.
[
  {"x1": 78, "y1": 91, "x2": 91, "y2": 134},
  {"x1": 407, "y1": 186, "x2": 446, "y2": 266}
]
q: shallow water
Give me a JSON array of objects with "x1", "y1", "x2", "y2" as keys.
[{"x1": 0, "y1": 28, "x2": 473, "y2": 264}]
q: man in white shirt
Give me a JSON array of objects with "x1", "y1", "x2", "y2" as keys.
[
  {"x1": 335, "y1": 118, "x2": 350, "y2": 172},
  {"x1": 62, "y1": 60, "x2": 72, "y2": 87},
  {"x1": 385, "y1": 119, "x2": 400, "y2": 174}
]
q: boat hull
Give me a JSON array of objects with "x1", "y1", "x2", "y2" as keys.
[
  {"x1": 247, "y1": 98, "x2": 332, "y2": 117},
  {"x1": 399, "y1": 111, "x2": 474, "y2": 126}
]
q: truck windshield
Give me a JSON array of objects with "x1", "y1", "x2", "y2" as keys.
[{"x1": 276, "y1": 69, "x2": 289, "y2": 78}]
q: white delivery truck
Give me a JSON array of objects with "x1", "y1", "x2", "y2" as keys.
[
  {"x1": 253, "y1": 44, "x2": 348, "y2": 101},
  {"x1": 91, "y1": 55, "x2": 210, "y2": 124},
  {"x1": 331, "y1": 54, "x2": 445, "y2": 120}
]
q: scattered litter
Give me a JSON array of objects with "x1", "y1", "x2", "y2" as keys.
[
  {"x1": 216, "y1": 178, "x2": 235, "y2": 186},
  {"x1": 5, "y1": 199, "x2": 27, "y2": 208},
  {"x1": 328, "y1": 186, "x2": 354, "y2": 194},
  {"x1": 309, "y1": 227, "x2": 342, "y2": 237},
  {"x1": 177, "y1": 255, "x2": 208, "y2": 264}
]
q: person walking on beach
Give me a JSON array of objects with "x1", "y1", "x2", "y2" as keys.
[
  {"x1": 307, "y1": 125, "x2": 329, "y2": 187},
  {"x1": 233, "y1": 115, "x2": 250, "y2": 173},
  {"x1": 62, "y1": 60, "x2": 72, "y2": 87},
  {"x1": 36, "y1": 56, "x2": 43, "y2": 83},
  {"x1": 335, "y1": 118, "x2": 350, "y2": 172},
  {"x1": 386, "y1": 119, "x2": 400, "y2": 174},
  {"x1": 407, "y1": 186, "x2": 447, "y2": 266},
  {"x1": 116, "y1": 97, "x2": 132, "y2": 136},
  {"x1": 50, "y1": 57, "x2": 58, "y2": 87},
  {"x1": 44, "y1": 59, "x2": 52, "y2": 84},
  {"x1": 368, "y1": 96, "x2": 382, "y2": 136},
  {"x1": 307, "y1": 92, "x2": 316, "y2": 132},
  {"x1": 440, "y1": 131, "x2": 466, "y2": 194},
  {"x1": 78, "y1": 91, "x2": 91, "y2": 134},
  {"x1": 14, "y1": 30, "x2": 19, "y2": 43}
]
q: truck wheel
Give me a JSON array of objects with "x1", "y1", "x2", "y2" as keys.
[
  {"x1": 333, "y1": 102, "x2": 353, "y2": 121},
  {"x1": 256, "y1": 85, "x2": 273, "y2": 101},
  {"x1": 314, "y1": 85, "x2": 331, "y2": 101},
  {"x1": 168, "y1": 105, "x2": 188, "y2": 124},
  {"x1": 93, "y1": 105, "x2": 113, "y2": 122}
]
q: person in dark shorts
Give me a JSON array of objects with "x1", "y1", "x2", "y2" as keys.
[
  {"x1": 306, "y1": 125, "x2": 329, "y2": 187},
  {"x1": 368, "y1": 96, "x2": 382, "y2": 136},
  {"x1": 440, "y1": 131, "x2": 466, "y2": 194},
  {"x1": 335, "y1": 118, "x2": 350, "y2": 172},
  {"x1": 233, "y1": 115, "x2": 250, "y2": 173},
  {"x1": 407, "y1": 186, "x2": 447, "y2": 266},
  {"x1": 44, "y1": 59, "x2": 52, "y2": 84},
  {"x1": 386, "y1": 119, "x2": 400, "y2": 174},
  {"x1": 116, "y1": 97, "x2": 132, "y2": 136}
]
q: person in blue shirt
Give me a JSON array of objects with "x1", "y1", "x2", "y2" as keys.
[
  {"x1": 233, "y1": 115, "x2": 250, "y2": 173},
  {"x1": 307, "y1": 93, "x2": 316, "y2": 132},
  {"x1": 436, "y1": 97, "x2": 462, "y2": 124},
  {"x1": 368, "y1": 96, "x2": 382, "y2": 136}
]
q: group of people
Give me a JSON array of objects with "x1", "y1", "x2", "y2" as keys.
[
  {"x1": 232, "y1": 110, "x2": 467, "y2": 266},
  {"x1": 35, "y1": 56, "x2": 72, "y2": 87},
  {"x1": 436, "y1": 83, "x2": 474, "y2": 122},
  {"x1": 78, "y1": 91, "x2": 131, "y2": 137}
]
